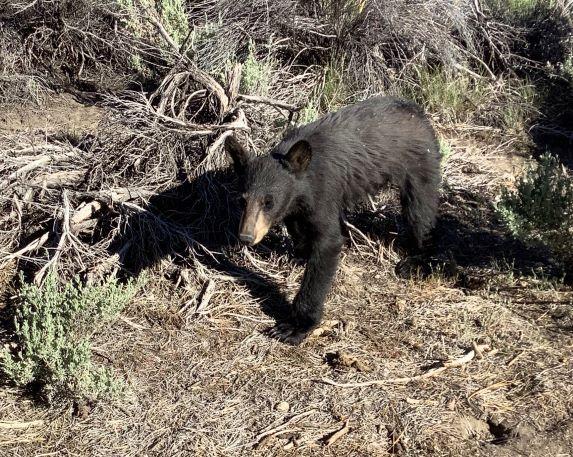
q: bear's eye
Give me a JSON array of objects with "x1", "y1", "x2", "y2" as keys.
[{"x1": 263, "y1": 195, "x2": 274, "y2": 211}]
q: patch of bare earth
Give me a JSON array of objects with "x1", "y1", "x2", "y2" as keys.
[
  {"x1": 0, "y1": 93, "x2": 103, "y2": 135},
  {"x1": 1, "y1": 102, "x2": 572, "y2": 457}
]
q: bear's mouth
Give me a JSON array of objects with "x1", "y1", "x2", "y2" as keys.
[{"x1": 238, "y1": 201, "x2": 271, "y2": 245}]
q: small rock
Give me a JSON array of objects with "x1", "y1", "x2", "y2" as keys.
[{"x1": 276, "y1": 401, "x2": 290, "y2": 412}]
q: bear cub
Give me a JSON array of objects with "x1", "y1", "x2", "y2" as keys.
[{"x1": 225, "y1": 96, "x2": 441, "y2": 345}]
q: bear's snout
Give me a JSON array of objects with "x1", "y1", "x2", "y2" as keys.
[
  {"x1": 239, "y1": 232, "x2": 255, "y2": 245},
  {"x1": 238, "y1": 200, "x2": 271, "y2": 246}
]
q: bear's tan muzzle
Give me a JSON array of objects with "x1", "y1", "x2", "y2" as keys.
[{"x1": 239, "y1": 201, "x2": 271, "y2": 245}]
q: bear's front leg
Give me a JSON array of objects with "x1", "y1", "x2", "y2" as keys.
[
  {"x1": 284, "y1": 216, "x2": 311, "y2": 261},
  {"x1": 268, "y1": 229, "x2": 343, "y2": 345}
]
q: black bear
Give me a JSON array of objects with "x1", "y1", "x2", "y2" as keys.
[{"x1": 225, "y1": 96, "x2": 441, "y2": 344}]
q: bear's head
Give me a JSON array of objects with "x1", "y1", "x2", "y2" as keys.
[{"x1": 224, "y1": 135, "x2": 311, "y2": 245}]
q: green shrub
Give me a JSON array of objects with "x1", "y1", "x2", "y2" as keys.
[
  {"x1": 319, "y1": 0, "x2": 366, "y2": 35},
  {"x1": 297, "y1": 98, "x2": 320, "y2": 125},
  {"x1": 561, "y1": 50, "x2": 573, "y2": 81},
  {"x1": 0, "y1": 272, "x2": 143, "y2": 403},
  {"x1": 485, "y1": 0, "x2": 553, "y2": 20},
  {"x1": 117, "y1": 0, "x2": 189, "y2": 47},
  {"x1": 439, "y1": 138, "x2": 453, "y2": 163},
  {"x1": 240, "y1": 41, "x2": 274, "y2": 96},
  {"x1": 158, "y1": 0, "x2": 189, "y2": 47},
  {"x1": 499, "y1": 81, "x2": 537, "y2": 133},
  {"x1": 320, "y1": 62, "x2": 351, "y2": 112},
  {"x1": 497, "y1": 153, "x2": 573, "y2": 261},
  {"x1": 190, "y1": 18, "x2": 231, "y2": 73},
  {"x1": 403, "y1": 67, "x2": 488, "y2": 123},
  {"x1": 296, "y1": 60, "x2": 351, "y2": 125}
]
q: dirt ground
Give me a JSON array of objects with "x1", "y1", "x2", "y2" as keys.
[{"x1": 1, "y1": 95, "x2": 572, "y2": 457}]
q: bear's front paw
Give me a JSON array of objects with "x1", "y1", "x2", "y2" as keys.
[{"x1": 266, "y1": 322, "x2": 309, "y2": 345}]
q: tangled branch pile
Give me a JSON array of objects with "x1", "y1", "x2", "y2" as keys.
[{"x1": 0, "y1": 0, "x2": 572, "y2": 285}]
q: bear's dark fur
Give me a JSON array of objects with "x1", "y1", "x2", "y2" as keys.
[{"x1": 225, "y1": 96, "x2": 441, "y2": 344}]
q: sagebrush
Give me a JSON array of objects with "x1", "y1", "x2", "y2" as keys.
[
  {"x1": 498, "y1": 153, "x2": 573, "y2": 262},
  {"x1": 1, "y1": 273, "x2": 143, "y2": 403}
]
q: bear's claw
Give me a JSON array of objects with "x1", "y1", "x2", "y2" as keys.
[{"x1": 266, "y1": 322, "x2": 308, "y2": 345}]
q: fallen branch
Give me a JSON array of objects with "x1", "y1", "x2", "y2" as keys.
[
  {"x1": 116, "y1": 93, "x2": 248, "y2": 135},
  {"x1": 0, "y1": 199, "x2": 105, "y2": 268},
  {"x1": 236, "y1": 94, "x2": 303, "y2": 113},
  {"x1": 85, "y1": 242, "x2": 132, "y2": 285},
  {"x1": 194, "y1": 121, "x2": 244, "y2": 175},
  {"x1": 179, "y1": 279, "x2": 216, "y2": 316},
  {"x1": 322, "y1": 420, "x2": 351, "y2": 446},
  {"x1": 342, "y1": 218, "x2": 377, "y2": 255},
  {"x1": 468, "y1": 380, "x2": 512, "y2": 400},
  {"x1": 71, "y1": 201, "x2": 103, "y2": 228},
  {"x1": 1, "y1": 149, "x2": 78, "y2": 189},
  {"x1": 31, "y1": 170, "x2": 85, "y2": 189},
  {"x1": 77, "y1": 187, "x2": 156, "y2": 204},
  {"x1": 34, "y1": 190, "x2": 72, "y2": 284},
  {"x1": 226, "y1": 63, "x2": 242, "y2": 104},
  {"x1": 0, "y1": 420, "x2": 44, "y2": 429},
  {"x1": 118, "y1": 315, "x2": 149, "y2": 331},
  {"x1": 319, "y1": 344, "x2": 490, "y2": 388},
  {"x1": 253, "y1": 410, "x2": 317, "y2": 447},
  {"x1": 0, "y1": 232, "x2": 50, "y2": 265}
]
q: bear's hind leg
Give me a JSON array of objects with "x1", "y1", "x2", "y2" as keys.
[
  {"x1": 400, "y1": 176, "x2": 439, "y2": 251},
  {"x1": 395, "y1": 175, "x2": 440, "y2": 278}
]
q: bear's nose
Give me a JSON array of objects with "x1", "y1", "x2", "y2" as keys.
[{"x1": 239, "y1": 233, "x2": 255, "y2": 245}]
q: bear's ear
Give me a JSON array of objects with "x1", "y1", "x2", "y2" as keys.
[
  {"x1": 225, "y1": 135, "x2": 252, "y2": 175},
  {"x1": 283, "y1": 140, "x2": 312, "y2": 175}
]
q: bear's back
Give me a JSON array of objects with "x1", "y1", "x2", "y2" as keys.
[{"x1": 276, "y1": 96, "x2": 440, "y2": 209}]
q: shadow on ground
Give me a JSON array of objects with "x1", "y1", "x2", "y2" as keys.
[{"x1": 107, "y1": 167, "x2": 569, "y2": 324}]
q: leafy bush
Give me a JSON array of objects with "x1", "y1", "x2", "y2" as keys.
[
  {"x1": 158, "y1": 0, "x2": 190, "y2": 47},
  {"x1": 439, "y1": 138, "x2": 453, "y2": 163},
  {"x1": 240, "y1": 41, "x2": 274, "y2": 96},
  {"x1": 485, "y1": 0, "x2": 560, "y2": 21},
  {"x1": 403, "y1": 68, "x2": 488, "y2": 123},
  {"x1": 499, "y1": 81, "x2": 537, "y2": 133},
  {"x1": 497, "y1": 153, "x2": 573, "y2": 261},
  {"x1": 1, "y1": 273, "x2": 143, "y2": 403},
  {"x1": 117, "y1": 0, "x2": 189, "y2": 46}
]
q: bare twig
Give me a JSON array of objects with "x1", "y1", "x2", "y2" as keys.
[
  {"x1": 0, "y1": 420, "x2": 44, "y2": 429},
  {"x1": 322, "y1": 420, "x2": 351, "y2": 446},
  {"x1": 253, "y1": 410, "x2": 317, "y2": 446},
  {"x1": 236, "y1": 94, "x2": 303, "y2": 112},
  {"x1": 77, "y1": 187, "x2": 156, "y2": 204},
  {"x1": 1, "y1": 149, "x2": 78, "y2": 189},
  {"x1": 319, "y1": 344, "x2": 490, "y2": 388},
  {"x1": 0, "y1": 232, "x2": 50, "y2": 265},
  {"x1": 179, "y1": 279, "x2": 216, "y2": 316},
  {"x1": 0, "y1": 195, "x2": 108, "y2": 273},
  {"x1": 342, "y1": 217, "x2": 377, "y2": 255},
  {"x1": 34, "y1": 190, "x2": 72, "y2": 284},
  {"x1": 145, "y1": 14, "x2": 229, "y2": 115}
]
